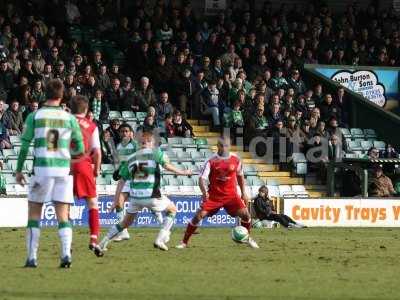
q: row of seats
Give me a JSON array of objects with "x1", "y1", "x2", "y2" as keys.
[{"x1": 340, "y1": 128, "x2": 377, "y2": 140}]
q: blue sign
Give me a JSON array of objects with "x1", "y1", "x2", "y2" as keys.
[
  {"x1": 315, "y1": 67, "x2": 400, "y2": 107},
  {"x1": 39, "y1": 195, "x2": 237, "y2": 228}
]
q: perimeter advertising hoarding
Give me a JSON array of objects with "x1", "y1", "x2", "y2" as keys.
[
  {"x1": 0, "y1": 196, "x2": 236, "y2": 228},
  {"x1": 284, "y1": 198, "x2": 400, "y2": 227}
]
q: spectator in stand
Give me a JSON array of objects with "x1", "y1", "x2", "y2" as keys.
[
  {"x1": 97, "y1": 64, "x2": 111, "y2": 91},
  {"x1": 0, "y1": 99, "x2": 6, "y2": 120},
  {"x1": 2, "y1": 99, "x2": 23, "y2": 135},
  {"x1": 173, "y1": 110, "x2": 193, "y2": 138},
  {"x1": 100, "y1": 129, "x2": 116, "y2": 164},
  {"x1": 31, "y1": 80, "x2": 46, "y2": 104},
  {"x1": 174, "y1": 69, "x2": 192, "y2": 118},
  {"x1": 90, "y1": 89, "x2": 109, "y2": 123},
  {"x1": 107, "y1": 119, "x2": 122, "y2": 145},
  {"x1": 383, "y1": 144, "x2": 398, "y2": 158},
  {"x1": 156, "y1": 92, "x2": 174, "y2": 123},
  {"x1": 133, "y1": 76, "x2": 156, "y2": 112},
  {"x1": 369, "y1": 165, "x2": 395, "y2": 197},
  {"x1": 22, "y1": 100, "x2": 39, "y2": 121},
  {"x1": 201, "y1": 81, "x2": 225, "y2": 130},
  {"x1": 105, "y1": 78, "x2": 124, "y2": 112},
  {"x1": 0, "y1": 119, "x2": 12, "y2": 150},
  {"x1": 164, "y1": 113, "x2": 175, "y2": 138},
  {"x1": 0, "y1": 60, "x2": 14, "y2": 102}
]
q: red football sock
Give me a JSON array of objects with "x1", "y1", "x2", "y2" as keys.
[
  {"x1": 241, "y1": 220, "x2": 251, "y2": 233},
  {"x1": 88, "y1": 208, "x2": 100, "y2": 243},
  {"x1": 182, "y1": 222, "x2": 198, "y2": 244}
]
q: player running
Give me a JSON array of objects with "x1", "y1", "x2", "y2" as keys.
[
  {"x1": 112, "y1": 123, "x2": 139, "y2": 242},
  {"x1": 94, "y1": 130, "x2": 191, "y2": 255},
  {"x1": 70, "y1": 95, "x2": 102, "y2": 250},
  {"x1": 176, "y1": 136, "x2": 259, "y2": 249},
  {"x1": 16, "y1": 79, "x2": 84, "y2": 268}
]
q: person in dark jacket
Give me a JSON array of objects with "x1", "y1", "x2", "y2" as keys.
[{"x1": 253, "y1": 186, "x2": 306, "y2": 228}]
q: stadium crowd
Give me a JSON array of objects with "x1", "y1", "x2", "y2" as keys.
[{"x1": 0, "y1": 0, "x2": 399, "y2": 167}]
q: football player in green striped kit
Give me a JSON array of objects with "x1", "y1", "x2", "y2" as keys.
[
  {"x1": 16, "y1": 79, "x2": 84, "y2": 268},
  {"x1": 95, "y1": 130, "x2": 191, "y2": 254}
]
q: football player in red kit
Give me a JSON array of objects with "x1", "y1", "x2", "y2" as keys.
[
  {"x1": 176, "y1": 136, "x2": 259, "y2": 249},
  {"x1": 70, "y1": 95, "x2": 102, "y2": 250}
]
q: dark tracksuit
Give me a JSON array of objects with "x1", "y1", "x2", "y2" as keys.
[{"x1": 253, "y1": 195, "x2": 297, "y2": 227}]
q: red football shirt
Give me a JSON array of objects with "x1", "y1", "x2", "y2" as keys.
[
  {"x1": 200, "y1": 153, "x2": 243, "y2": 201},
  {"x1": 71, "y1": 115, "x2": 100, "y2": 171}
]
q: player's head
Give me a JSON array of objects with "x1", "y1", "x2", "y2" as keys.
[
  {"x1": 217, "y1": 136, "x2": 231, "y2": 157},
  {"x1": 119, "y1": 123, "x2": 133, "y2": 140},
  {"x1": 46, "y1": 79, "x2": 64, "y2": 102},
  {"x1": 138, "y1": 130, "x2": 154, "y2": 149},
  {"x1": 70, "y1": 95, "x2": 89, "y2": 115}
]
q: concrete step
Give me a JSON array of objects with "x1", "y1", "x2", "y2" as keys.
[
  {"x1": 243, "y1": 158, "x2": 269, "y2": 164},
  {"x1": 195, "y1": 132, "x2": 220, "y2": 138},
  {"x1": 254, "y1": 164, "x2": 280, "y2": 172},
  {"x1": 308, "y1": 191, "x2": 328, "y2": 197},
  {"x1": 258, "y1": 171, "x2": 291, "y2": 177},
  {"x1": 192, "y1": 125, "x2": 209, "y2": 132},
  {"x1": 188, "y1": 119, "x2": 210, "y2": 126},
  {"x1": 305, "y1": 184, "x2": 327, "y2": 191},
  {"x1": 260, "y1": 177, "x2": 304, "y2": 185}
]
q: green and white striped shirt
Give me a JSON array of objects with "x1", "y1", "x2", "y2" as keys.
[
  {"x1": 17, "y1": 106, "x2": 84, "y2": 176},
  {"x1": 119, "y1": 148, "x2": 168, "y2": 200},
  {"x1": 117, "y1": 139, "x2": 139, "y2": 167}
]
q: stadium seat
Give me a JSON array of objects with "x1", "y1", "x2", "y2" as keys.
[
  {"x1": 3, "y1": 149, "x2": 16, "y2": 159},
  {"x1": 246, "y1": 176, "x2": 264, "y2": 186},
  {"x1": 279, "y1": 185, "x2": 294, "y2": 197},
  {"x1": 361, "y1": 140, "x2": 373, "y2": 151},
  {"x1": 10, "y1": 136, "x2": 21, "y2": 145},
  {"x1": 181, "y1": 177, "x2": 196, "y2": 186},
  {"x1": 364, "y1": 129, "x2": 377, "y2": 139},
  {"x1": 121, "y1": 111, "x2": 136, "y2": 121},
  {"x1": 102, "y1": 123, "x2": 109, "y2": 130},
  {"x1": 109, "y1": 111, "x2": 122, "y2": 119},
  {"x1": 266, "y1": 178, "x2": 279, "y2": 186},
  {"x1": 267, "y1": 185, "x2": 280, "y2": 197},
  {"x1": 199, "y1": 149, "x2": 213, "y2": 158},
  {"x1": 24, "y1": 160, "x2": 33, "y2": 172},
  {"x1": 347, "y1": 140, "x2": 362, "y2": 152},
  {"x1": 291, "y1": 152, "x2": 307, "y2": 175},
  {"x1": 136, "y1": 112, "x2": 147, "y2": 121},
  {"x1": 339, "y1": 128, "x2": 351, "y2": 139},
  {"x1": 4, "y1": 174, "x2": 16, "y2": 184},
  {"x1": 96, "y1": 176, "x2": 110, "y2": 185},
  {"x1": 101, "y1": 164, "x2": 115, "y2": 175},
  {"x1": 180, "y1": 161, "x2": 194, "y2": 170},
  {"x1": 7, "y1": 159, "x2": 18, "y2": 171},
  {"x1": 350, "y1": 128, "x2": 365, "y2": 139},
  {"x1": 373, "y1": 141, "x2": 386, "y2": 151},
  {"x1": 190, "y1": 151, "x2": 204, "y2": 162},
  {"x1": 181, "y1": 138, "x2": 197, "y2": 149},
  {"x1": 244, "y1": 165, "x2": 258, "y2": 176},
  {"x1": 176, "y1": 151, "x2": 191, "y2": 162},
  {"x1": 168, "y1": 137, "x2": 183, "y2": 148},
  {"x1": 195, "y1": 138, "x2": 209, "y2": 149}
]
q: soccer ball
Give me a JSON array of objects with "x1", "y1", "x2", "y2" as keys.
[{"x1": 231, "y1": 226, "x2": 249, "y2": 243}]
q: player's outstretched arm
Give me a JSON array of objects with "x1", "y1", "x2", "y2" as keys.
[
  {"x1": 109, "y1": 179, "x2": 126, "y2": 212},
  {"x1": 164, "y1": 162, "x2": 192, "y2": 176},
  {"x1": 16, "y1": 113, "x2": 35, "y2": 186}
]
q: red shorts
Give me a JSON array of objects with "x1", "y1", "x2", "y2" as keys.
[
  {"x1": 201, "y1": 196, "x2": 246, "y2": 216},
  {"x1": 72, "y1": 163, "x2": 96, "y2": 199}
]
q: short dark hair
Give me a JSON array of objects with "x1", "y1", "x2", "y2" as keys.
[
  {"x1": 119, "y1": 123, "x2": 133, "y2": 132},
  {"x1": 46, "y1": 79, "x2": 64, "y2": 99},
  {"x1": 71, "y1": 95, "x2": 89, "y2": 114}
]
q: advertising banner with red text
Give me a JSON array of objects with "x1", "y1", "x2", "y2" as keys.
[{"x1": 284, "y1": 198, "x2": 400, "y2": 227}]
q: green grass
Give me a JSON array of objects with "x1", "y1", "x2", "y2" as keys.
[{"x1": 0, "y1": 228, "x2": 399, "y2": 300}]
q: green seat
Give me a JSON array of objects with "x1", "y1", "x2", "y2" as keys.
[
  {"x1": 101, "y1": 164, "x2": 115, "y2": 175},
  {"x1": 190, "y1": 151, "x2": 204, "y2": 162},
  {"x1": 339, "y1": 128, "x2": 351, "y2": 139},
  {"x1": 3, "y1": 149, "x2": 16, "y2": 159},
  {"x1": 7, "y1": 159, "x2": 18, "y2": 171},
  {"x1": 109, "y1": 111, "x2": 122, "y2": 119},
  {"x1": 395, "y1": 181, "x2": 400, "y2": 194},
  {"x1": 167, "y1": 177, "x2": 182, "y2": 186},
  {"x1": 96, "y1": 176, "x2": 110, "y2": 185},
  {"x1": 168, "y1": 137, "x2": 183, "y2": 148},
  {"x1": 10, "y1": 136, "x2": 21, "y2": 145},
  {"x1": 176, "y1": 151, "x2": 191, "y2": 162},
  {"x1": 364, "y1": 129, "x2": 377, "y2": 139},
  {"x1": 223, "y1": 112, "x2": 232, "y2": 127},
  {"x1": 361, "y1": 140, "x2": 373, "y2": 151},
  {"x1": 181, "y1": 177, "x2": 196, "y2": 186},
  {"x1": 373, "y1": 141, "x2": 386, "y2": 151},
  {"x1": 350, "y1": 128, "x2": 365, "y2": 139},
  {"x1": 181, "y1": 138, "x2": 197, "y2": 148},
  {"x1": 180, "y1": 162, "x2": 194, "y2": 170},
  {"x1": 195, "y1": 138, "x2": 209, "y2": 149},
  {"x1": 347, "y1": 140, "x2": 362, "y2": 152},
  {"x1": 122, "y1": 111, "x2": 136, "y2": 121},
  {"x1": 244, "y1": 165, "x2": 258, "y2": 176},
  {"x1": 136, "y1": 112, "x2": 147, "y2": 121},
  {"x1": 199, "y1": 149, "x2": 213, "y2": 158}
]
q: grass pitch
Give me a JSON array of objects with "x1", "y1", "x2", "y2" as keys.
[{"x1": 0, "y1": 227, "x2": 399, "y2": 300}]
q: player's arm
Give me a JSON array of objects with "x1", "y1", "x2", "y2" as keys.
[
  {"x1": 199, "y1": 160, "x2": 210, "y2": 201},
  {"x1": 237, "y1": 161, "x2": 250, "y2": 205},
  {"x1": 70, "y1": 116, "x2": 84, "y2": 157},
  {"x1": 16, "y1": 113, "x2": 35, "y2": 186},
  {"x1": 155, "y1": 149, "x2": 191, "y2": 176},
  {"x1": 90, "y1": 127, "x2": 102, "y2": 177}
]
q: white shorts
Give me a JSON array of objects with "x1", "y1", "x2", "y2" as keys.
[
  {"x1": 121, "y1": 180, "x2": 130, "y2": 193},
  {"x1": 126, "y1": 195, "x2": 172, "y2": 214},
  {"x1": 28, "y1": 175, "x2": 74, "y2": 204}
]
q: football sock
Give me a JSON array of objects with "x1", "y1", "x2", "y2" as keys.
[
  {"x1": 241, "y1": 220, "x2": 251, "y2": 233},
  {"x1": 162, "y1": 212, "x2": 175, "y2": 232},
  {"x1": 116, "y1": 207, "x2": 124, "y2": 222},
  {"x1": 100, "y1": 224, "x2": 123, "y2": 248},
  {"x1": 154, "y1": 211, "x2": 163, "y2": 224},
  {"x1": 58, "y1": 221, "x2": 72, "y2": 258},
  {"x1": 26, "y1": 220, "x2": 40, "y2": 261},
  {"x1": 182, "y1": 221, "x2": 198, "y2": 244},
  {"x1": 88, "y1": 208, "x2": 100, "y2": 243}
]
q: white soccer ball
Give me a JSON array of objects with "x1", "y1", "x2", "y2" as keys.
[{"x1": 231, "y1": 226, "x2": 249, "y2": 243}]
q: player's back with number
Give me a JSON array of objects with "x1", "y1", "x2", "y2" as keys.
[{"x1": 23, "y1": 106, "x2": 82, "y2": 176}]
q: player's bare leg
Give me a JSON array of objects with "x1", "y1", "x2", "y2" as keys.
[
  {"x1": 235, "y1": 208, "x2": 259, "y2": 249},
  {"x1": 154, "y1": 202, "x2": 177, "y2": 251},
  {"x1": 86, "y1": 197, "x2": 100, "y2": 250},
  {"x1": 176, "y1": 209, "x2": 209, "y2": 248},
  {"x1": 94, "y1": 212, "x2": 136, "y2": 257},
  {"x1": 55, "y1": 202, "x2": 74, "y2": 267},
  {"x1": 25, "y1": 202, "x2": 43, "y2": 267}
]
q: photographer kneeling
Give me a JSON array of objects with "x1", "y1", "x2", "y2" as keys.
[{"x1": 253, "y1": 186, "x2": 306, "y2": 228}]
